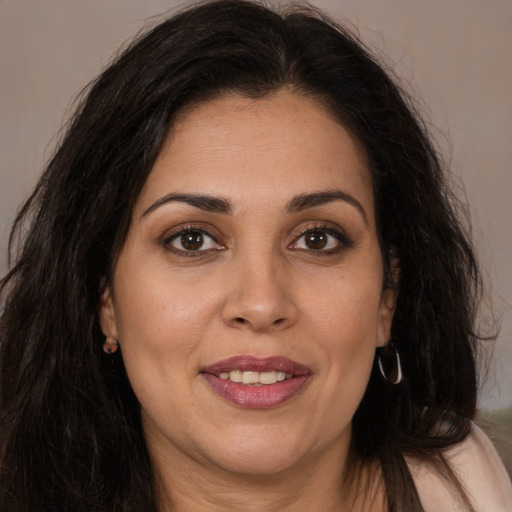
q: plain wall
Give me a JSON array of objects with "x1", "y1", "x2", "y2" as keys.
[{"x1": 1, "y1": 0, "x2": 511, "y2": 408}]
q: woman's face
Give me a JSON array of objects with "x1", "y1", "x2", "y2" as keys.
[{"x1": 100, "y1": 90, "x2": 396, "y2": 478}]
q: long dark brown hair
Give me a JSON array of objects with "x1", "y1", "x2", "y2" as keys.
[{"x1": 0, "y1": 1, "x2": 483, "y2": 510}]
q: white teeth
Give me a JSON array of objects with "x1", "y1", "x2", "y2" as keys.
[
  {"x1": 242, "y1": 371, "x2": 260, "y2": 385},
  {"x1": 229, "y1": 370, "x2": 243, "y2": 383},
  {"x1": 218, "y1": 370, "x2": 294, "y2": 385},
  {"x1": 259, "y1": 371, "x2": 277, "y2": 384}
]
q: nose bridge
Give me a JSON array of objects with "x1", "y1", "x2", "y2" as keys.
[{"x1": 221, "y1": 245, "x2": 297, "y2": 332}]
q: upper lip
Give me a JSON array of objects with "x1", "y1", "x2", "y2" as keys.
[{"x1": 201, "y1": 356, "x2": 311, "y2": 376}]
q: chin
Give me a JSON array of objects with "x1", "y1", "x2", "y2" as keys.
[
  {"x1": 216, "y1": 452, "x2": 302, "y2": 477},
  {"x1": 205, "y1": 430, "x2": 308, "y2": 477}
]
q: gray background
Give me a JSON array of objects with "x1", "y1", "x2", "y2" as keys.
[{"x1": 1, "y1": 0, "x2": 511, "y2": 408}]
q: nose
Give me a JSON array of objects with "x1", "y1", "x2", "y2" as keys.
[{"x1": 221, "y1": 253, "x2": 299, "y2": 333}]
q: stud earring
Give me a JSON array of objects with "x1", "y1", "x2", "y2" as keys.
[
  {"x1": 376, "y1": 341, "x2": 403, "y2": 384},
  {"x1": 103, "y1": 337, "x2": 119, "y2": 354}
]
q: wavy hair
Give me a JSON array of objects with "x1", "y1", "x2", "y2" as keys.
[{"x1": 0, "y1": 1, "x2": 482, "y2": 510}]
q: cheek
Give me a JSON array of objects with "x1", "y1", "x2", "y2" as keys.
[
  {"x1": 112, "y1": 282, "x2": 207, "y2": 425},
  {"x1": 110, "y1": 261, "x2": 221, "y2": 399},
  {"x1": 307, "y1": 273, "x2": 383, "y2": 345},
  {"x1": 304, "y1": 271, "x2": 383, "y2": 386},
  {"x1": 114, "y1": 259, "x2": 219, "y2": 346}
]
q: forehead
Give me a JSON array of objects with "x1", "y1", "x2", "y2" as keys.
[{"x1": 137, "y1": 90, "x2": 374, "y2": 217}]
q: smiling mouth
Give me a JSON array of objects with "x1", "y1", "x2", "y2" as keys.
[
  {"x1": 217, "y1": 370, "x2": 293, "y2": 385},
  {"x1": 201, "y1": 356, "x2": 311, "y2": 408}
]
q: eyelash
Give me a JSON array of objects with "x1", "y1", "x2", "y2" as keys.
[
  {"x1": 289, "y1": 224, "x2": 354, "y2": 255},
  {"x1": 160, "y1": 223, "x2": 353, "y2": 257},
  {"x1": 161, "y1": 226, "x2": 224, "y2": 257}
]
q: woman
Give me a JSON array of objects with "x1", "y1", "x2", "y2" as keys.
[{"x1": 0, "y1": 1, "x2": 510, "y2": 510}]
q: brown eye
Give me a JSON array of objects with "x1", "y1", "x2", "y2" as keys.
[
  {"x1": 289, "y1": 226, "x2": 353, "y2": 254},
  {"x1": 304, "y1": 231, "x2": 328, "y2": 250},
  {"x1": 181, "y1": 231, "x2": 204, "y2": 251},
  {"x1": 165, "y1": 228, "x2": 222, "y2": 254}
]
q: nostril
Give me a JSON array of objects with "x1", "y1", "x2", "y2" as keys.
[
  {"x1": 273, "y1": 318, "x2": 285, "y2": 325},
  {"x1": 234, "y1": 318, "x2": 246, "y2": 324}
]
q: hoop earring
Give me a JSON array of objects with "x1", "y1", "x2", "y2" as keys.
[
  {"x1": 103, "y1": 337, "x2": 119, "y2": 354},
  {"x1": 376, "y1": 341, "x2": 403, "y2": 384}
]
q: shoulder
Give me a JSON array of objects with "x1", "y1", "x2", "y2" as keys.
[{"x1": 407, "y1": 423, "x2": 512, "y2": 512}]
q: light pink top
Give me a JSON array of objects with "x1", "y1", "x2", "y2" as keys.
[{"x1": 408, "y1": 424, "x2": 512, "y2": 511}]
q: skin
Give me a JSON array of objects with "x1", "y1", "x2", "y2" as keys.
[{"x1": 100, "y1": 90, "x2": 396, "y2": 511}]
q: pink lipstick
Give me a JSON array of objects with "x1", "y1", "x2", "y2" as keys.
[{"x1": 201, "y1": 356, "x2": 311, "y2": 409}]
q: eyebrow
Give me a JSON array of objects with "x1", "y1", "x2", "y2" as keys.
[
  {"x1": 141, "y1": 193, "x2": 232, "y2": 217},
  {"x1": 141, "y1": 188, "x2": 367, "y2": 225},
  {"x1": 286, "y1": 190, "x2": 368, "y2": 226}
]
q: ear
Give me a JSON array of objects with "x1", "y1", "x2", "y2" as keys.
[
  {"x1": 376, "y1": 257, "x2": 399, "y2": 347},
  {"x1": 99, "y1": 286, "x2": 119, "y2": 340}
]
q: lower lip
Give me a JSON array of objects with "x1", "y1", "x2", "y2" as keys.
[{"x1": 202, "y1": 374, "x2": 310, "y2": 409}]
